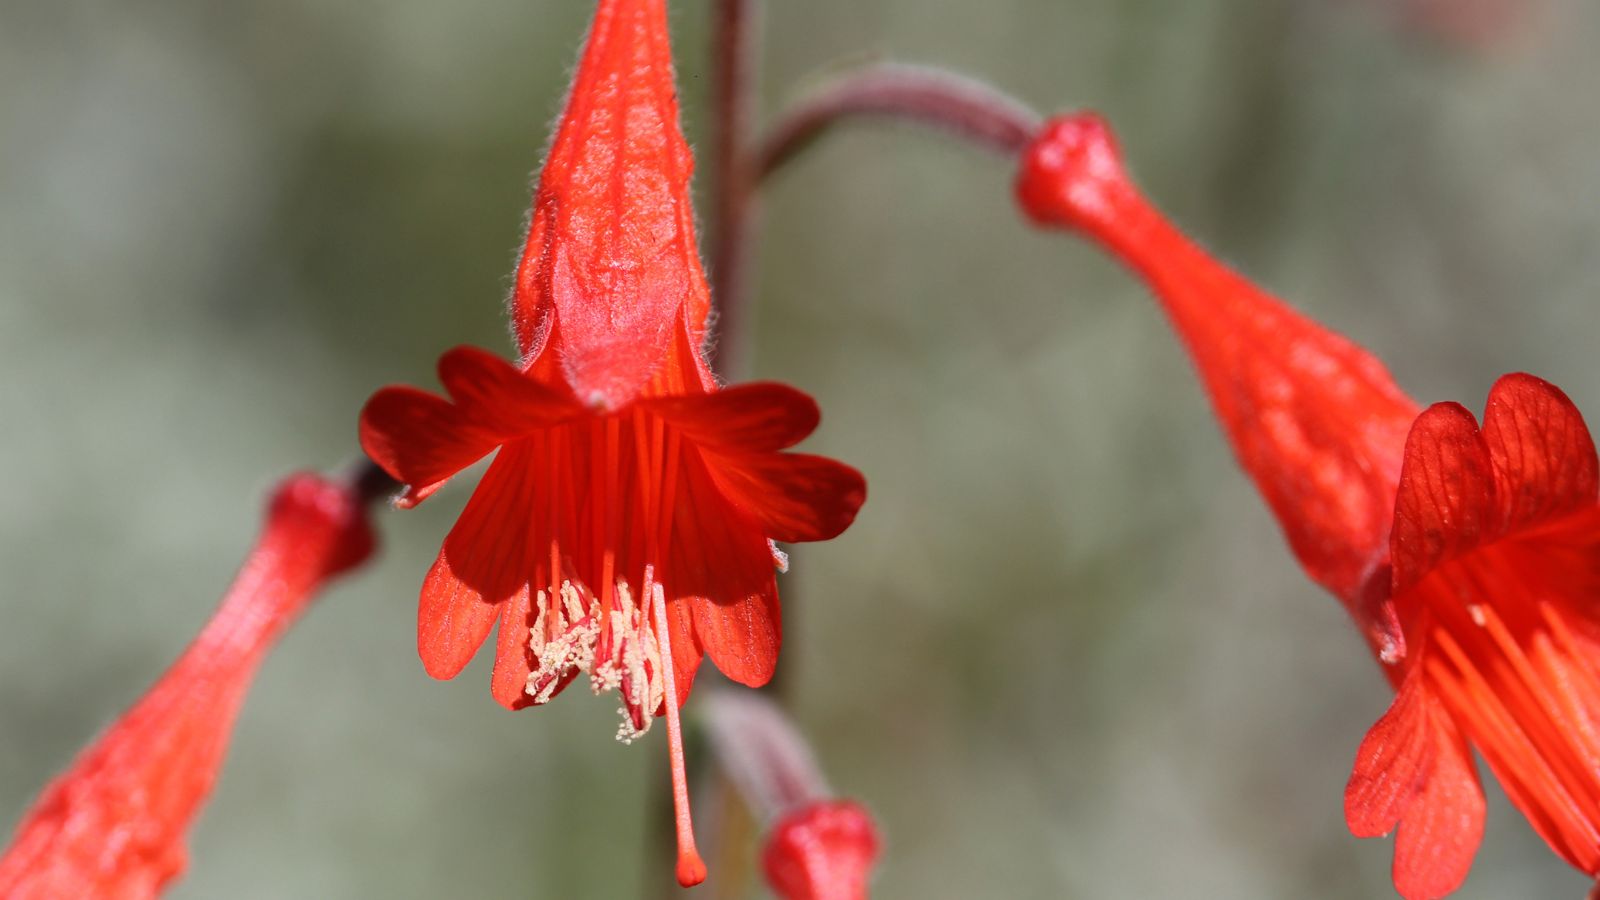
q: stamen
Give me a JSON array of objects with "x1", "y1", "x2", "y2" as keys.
[
  {"x1": 651, "y1": 579, "x2": 706, "y2": 887},
  {"x1": 602, "y1": 576, "x2": 666, "y2": 744},
  {"x1": 1429, "y1": 606, "x2": 1600, "y2": 859},
  {"x1": 526, "y1": 581, "x2": 599, "y2": 704}
]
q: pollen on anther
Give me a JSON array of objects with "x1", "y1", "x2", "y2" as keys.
[{"x1": 527, "y1": 574, "x2": 668, "y2": 744}]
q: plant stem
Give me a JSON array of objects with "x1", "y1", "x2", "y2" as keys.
[
  {"x1": 756, "y1": 62, "x2": 1042, "y2": 181},
  {"x1": 707, "y1": 0, "x2": 760, "y2": 380}
]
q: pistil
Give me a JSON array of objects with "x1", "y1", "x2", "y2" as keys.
[{"x1": 653, "y1": 576, "x2": 706, "y2": 887}]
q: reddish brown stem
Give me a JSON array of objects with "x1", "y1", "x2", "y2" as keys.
[
  {"x1": 756, "y1": 63, "x2": 1042, "y2": 180},
  {"x1": 707, "y1": 0, "x2": 760, "y2": 380}
]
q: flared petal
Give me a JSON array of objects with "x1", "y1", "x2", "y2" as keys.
[
  {"x1": 360, "y1": 347, "x2": 573, "y2": 507},
  {"x1": 1346, "y1": 669, "x2": 1485, "y2": 899},
  {"x1": 1392, "y1": 724, "x2": 1484, "y2": 900},
  {"x1": 360, "y1": 386, "x2": 505, "y2": 508},
  {"x1": 418, "y1": 443, "x2": 537, "y2": 681},
  {"x1": 490, "y1": 585, "x2": 537, "y2": 710},
  {"x1": 692, "y1": 586, "x2": 781, "y2": 691},
  {"x1": 1482, "y1": 373, "x2": 1600, "y2": 534},
  {"x1": 646, "y1": 382, "x2": 822, "y2": 452},
  {"x1": 437, "y1": 346, "x2": 575, "y2": 428},
  {"x1": 647, "y1": 383, "x2": 866, "y2": 542},
  {"x1": 705, "y1": 452, "x2": 868, "y2": 544},
  {"x1": 1346, "y1": 669, "x2": 1435, "y2": 840},
  {"x1": 1391, "y1": 403, "x2": 1499, "y2": 594},
  {"x1": 670, "y1": 452, "x2": 781, "y2": 689},
  {"x1": 666, "y1": 594, "x2": 703, "y2": 709}
]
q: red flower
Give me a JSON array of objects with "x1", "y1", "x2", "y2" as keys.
[
  {"x1": 0, "y1": 473, "x2": 376, "y2": 900},
  {"x1": 357, "y1": 0, "x2": 865, "y2": 886},
  {"x1": 1017, "y1": 113, "x2": 1600, "y2": 898}
]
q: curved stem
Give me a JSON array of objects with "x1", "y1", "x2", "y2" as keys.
[{"x1": 756, "y1": 63, "x2": 1043, "y2": 181}]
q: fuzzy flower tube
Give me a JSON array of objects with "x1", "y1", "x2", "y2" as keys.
[{"x1": 1018, "y1": 113, "x2": 1600, "y2": 899}]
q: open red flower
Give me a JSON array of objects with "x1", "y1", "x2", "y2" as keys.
[
  {"x1": 0, "y1": 473, "x2": 377, "y2": 900},
  {"x1": 1018, "y1": 113, "x2": 1600, "y2": 898},
  {"x1": 357, "y1": 0, "x2": 865, "y2": 886}
]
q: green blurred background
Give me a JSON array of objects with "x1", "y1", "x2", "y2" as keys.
[{"x1": 3, "y1": 0, "x2": 1599, "y2": 896}]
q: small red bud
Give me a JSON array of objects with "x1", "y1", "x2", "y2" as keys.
[{"x1": 761, "y1": 800, "x2": 881, "y2": 900}]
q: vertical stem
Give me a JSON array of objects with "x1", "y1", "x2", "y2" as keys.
[
  {"x1": 707, "y1": 0, "x2": 760, "y2": 380},
  {"x1": 700, "y1": 6, "x2": 767, "y2": 897}
]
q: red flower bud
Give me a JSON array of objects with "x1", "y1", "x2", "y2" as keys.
[{"x1": 762, "y1": 801, "x2": 881, "y2": 900}]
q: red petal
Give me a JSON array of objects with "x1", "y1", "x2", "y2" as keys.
[
  {"x1": 360, "y1": 385, "x2": 504, "y2": 508},
  {"x1": 359, "y1": 347, "x2": 572, "y2": 507},
  {"x1": 706, "y1": 452, "x2": 867, "y2": 544},
  {"x1": 1392, "y1": 725, "x2": 1484, "y2": 900},
  {"x1": 417, "y1": 444, "x2": 536, "y2": 681},
  {"x1": 645, "y1": 382, "x2": 821, "y2": 452},
  {"x1": 1481, "y1": 373, "x2": 1600, "y2": 535},
  {"x1": 1346, "y1": 671, "x2": 1485, "y2": 899},
  {"x1": 667, "y1": 594, "x2": 703, "y2": 709},
  {"x1": 437, "y1": 346, "x2": 574, "y2": 430},
  {"x1": 693, "y1": 587, "x2": 781, "y2": 690},
  {"x1": 647, "y1": 383, "x2": 865, "y2": 542},
  {"x1": 490, "y1": 586, "x2": 537, "y2": 710},
  {"x1": 1391, "y1": 402, "x2": 1498, "y2": 594},
  {"x1": 670, "y1": 454, "x2": 780, "y2": 688},
  {"x1": 1346, "y1": 669, "x2": 1434, "y2": 839}
]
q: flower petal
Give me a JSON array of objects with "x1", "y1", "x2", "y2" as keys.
[
  {"x1": 1392, "y1": 724, "x2": 1484, "y2": 900},
  {"x1": 1391, "y1": 402, "x2": 1498, "y2": 594},
  {"x1": 645, "y1": 382, "x2": 821, "y2": 452},
  {"x1": 1481, "y1": 373, "x2": 1600, "y2": 535},
  {"x1": 647, "y1": 384, "x2": 865, "y2": 543},
  {"x1": 360, "y1": 386, "x2": 504, "y2": 508},
  {"x1": 693, "y1": 586, "x2": 781, "y2": 690},
  {"x1": 666, "y1": 593, "x2": 703, "y2": 709},
  {"x1": 359, "y1": 347, "x2": 573, "y2": 507},
  {"x1": 417, "y1": 443, "x2": 536, "y2": 681},
  {"x1": 705, "y1": 452, "x2": 868, "y2": 544},
  {"x1": 1347, "y1": 670, "x2": 1485, "y2": 899},
  {"x1": 490, "y1": 585, "x2": 537, "y2": 710},
  {"x1": 670, "y1": 454, "x2": 781, "y2": 689},
  {"x1": 1346, "y1": 669, "x2": 1435, "y2": 840},
  {"x1": 437, "y1": 345, "x2": 575, "y2": 430}
]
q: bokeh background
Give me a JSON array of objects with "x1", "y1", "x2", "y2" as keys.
[{"x1": 4, "y1": 0, "x2": 1600, "y2": 896}]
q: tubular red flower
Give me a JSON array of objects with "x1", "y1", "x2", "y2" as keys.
[
  {"x1": 1018, "y1": 113, "x2": 1600, "y2": 898},
  {"x1": 357, "y1": 0, "x2": 865, "y2": 887},
  {"x1": 0, "y1": 473, "x2": 377, "y2": 900}
]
